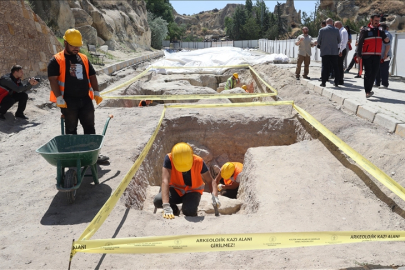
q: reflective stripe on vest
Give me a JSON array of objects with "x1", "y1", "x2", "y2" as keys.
[
  {"x1": 224, "y1": 162, "x2": 243, "y2": 186},
  {"x1": 168, "y1": 154, "x2": 205, "y2": 196},
  {"x1": 49, "y1": 51, "x2": 94, "y2": 102},
  {"x1": 362, "y1": 29, "x2": 383, "y2": 56}
]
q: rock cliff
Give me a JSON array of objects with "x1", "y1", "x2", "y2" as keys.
[
  {"x1": 30, "y1": 0, "x2": 151, "y2": 50},
  {"x1": 275, "y1": 0, "x2": 301, "y2": 28},
  {"x1": 174, "y1": 4, "x2": 241, "y2": 37},
  {"x1": 0, "y1": 0, "x2": 63, "y2": 77},
  {"x1": 319, "y1": 0, "x2": 405, "y2": 30}
]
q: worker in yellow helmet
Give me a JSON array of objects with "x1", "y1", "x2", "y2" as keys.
[
  {"x1": 224, "y1": 73, "x2": 240, "y2": 90},
  {"x1": 154, "y1": 142, "x2": 221, "y2": 219},
  {"x1": 241, "y1": 85, "x2": 248, "y2": 93},
  {"x1": 215, "y1": 162, "x2": 243, "y2": 199},
  {"x1": 48, "y1": 28, "x2": 108, "y2": 163}
]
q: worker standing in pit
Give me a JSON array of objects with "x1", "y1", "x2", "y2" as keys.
[
  {"x1": 216, "y1": 162, "x2": 243, "y2": 199},
  {"x1": 153, "y1": 142, "x2": 221, "y2": 219},
  {"x1": 241, "y1": 85, "x2": 248, "y2": 93},
  {"x1": 224, "y1": 73, "x2": 240, "y2": 90}
]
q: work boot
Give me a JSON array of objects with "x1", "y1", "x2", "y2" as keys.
[
  {"x1": 15, "y1": 112, "x2": 28, "y2": 120},
  {"x1": 0, "y1": 113, "x2": 5, "y2": 120},
  {"x1": 171, "y1": 204, "x2": 180, "y2": 216}
]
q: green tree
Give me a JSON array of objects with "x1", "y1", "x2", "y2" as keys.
[
  {"x1": 224, "y1": 16, "x2": 233, "y2": 37},
  {"x1": 147, "y1": 12, "x2": 168, "y2": 49},
  {"x1": 231, "y1": 5, "x2": 247, "y2": 40},
  {"x1": 245, "y1": 0, "x2": 253, "y2": 15},
  {"x1": 145, "y1": 0, "x2": 174, "y2": 23},
  {"x1": 167, "y1": 21, "x2": 186, "y2": 42},
  {"x1": 242, "y1": 17, "x2": 260, "y2": 40}
]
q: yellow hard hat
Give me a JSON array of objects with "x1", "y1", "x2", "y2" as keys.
[
  {"x1": 221, "y1": 162, "x2": 235, "y2": 180},
  {"x1": 171, "y1": 142, "x2": 193, "y2": 172},
  {"x1": 241, "y1": 85, "x2": 247, "y2": 90},
  {"x1": 233, "y1": 73, "x2": 239, "y2": 79},
  {"x1": 63, "y1": 29, "x2": 83, "y2": 47}
]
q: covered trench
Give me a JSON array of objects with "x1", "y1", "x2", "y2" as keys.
[{"x1": 94, "y1": 63, "x2": 405, "y2": 268}]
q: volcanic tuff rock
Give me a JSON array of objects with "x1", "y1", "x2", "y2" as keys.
[
  {"x1": 30, "y1": 0, "x2": 151, "y2": 50},
  {"x1": 319, "y1": 0, "x2": 405, "y2": 30}
]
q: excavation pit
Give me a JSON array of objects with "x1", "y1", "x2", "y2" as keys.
[{"x1": 123, "y1": 106, "x2": 313, "y2": 216}]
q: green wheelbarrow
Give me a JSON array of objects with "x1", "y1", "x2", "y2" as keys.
[{"x1": 36, "y1": 115, "x2": 113, "y2": 203}]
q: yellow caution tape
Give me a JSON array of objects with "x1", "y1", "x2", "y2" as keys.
[
  {"x1": 165, "y1": 101, "x2": 293, "y2": 109},
  {"x1": 77, "y1": 107, "x2": 166, "y2": 242},
  {"x1": 72, "y1": 231, "x2": 405, "y2": 254},
  {"x1": 102, "y1": 93, "x2": 276, "y2": 100},
  {"x1": 293, "y1": 104, "x2": 405, "y2": 202},
  {"x1": 101, "y1": 67, "x2": 152, "y2": 96},
  {"x1": 248, "y1": 66, "x2": 278, "y2": 95}
]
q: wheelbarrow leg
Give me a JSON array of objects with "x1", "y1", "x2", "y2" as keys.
[
  {"x1": 90, "y1": 163, "x2": 99, "y2": 185},
  {"x1": 56, "y1": 160, "x2": 64, "y2": 189}
]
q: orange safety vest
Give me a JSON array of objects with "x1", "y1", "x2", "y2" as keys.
[
  {"x1": 49, "y1": 51, "x2": 94, "y2": 102},
  {"x1": 224, "y1": 162, "x2": 243, "y2": 187},
  {"x1": 362, "y1": 23, "x2": 383, "y2": 56},
  {"x1": 138, "y1": 100, "x2": 151, "y2": 107},
  {"x1": 168, "y1": 154, "x2": 205, "y2": 196}
]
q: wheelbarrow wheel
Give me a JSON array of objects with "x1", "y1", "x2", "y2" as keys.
[{"x1": 64, "y1": 169, "x2": 77, "y2": 204}]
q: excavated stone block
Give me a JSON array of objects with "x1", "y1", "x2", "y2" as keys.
[
  {"x1": 199, "y1": 193, "x2": 243, "y2": 215},
  {"x1": 342, "y1": 99, "x2": 360, "y2": 114},
  {"x1": 357, "y1": 105, "x2": 378, "y2": 122},
  {"x1": 374, "y1": 113, "x2": 402, "y2": 133}
]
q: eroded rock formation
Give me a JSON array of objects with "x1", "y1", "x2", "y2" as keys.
[
  {"x1": 30, "y1": 0, "x2": 151, "y2": 50},
  {"x1": 0, "y1": 1, "x2": 63, "y2": 77}
]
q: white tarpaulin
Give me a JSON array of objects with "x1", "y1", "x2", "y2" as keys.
[{"x1": 150, "y1": 47, "x2": 289, "y2": 74}]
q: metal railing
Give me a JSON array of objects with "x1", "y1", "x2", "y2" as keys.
[{"x1": 163, "y1": 40, "x2": 259, "y2": 49}]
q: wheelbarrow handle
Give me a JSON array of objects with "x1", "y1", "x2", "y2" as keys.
[{"x1": 102, "y1": 115, "x2": 114, "y2": 136}]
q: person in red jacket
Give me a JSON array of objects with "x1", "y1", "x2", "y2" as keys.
[
  {"x1": 357, "y1": 14, "x2": 390, "y2": 98},
  {"x1": 215, "y1": 162, "x2": 243, "y2": 199},
  {"x1": 0, "y1": 65, "x2": 38, "y2": 120}
]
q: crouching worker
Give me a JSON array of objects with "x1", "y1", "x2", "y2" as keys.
[
  {"x1": 138, "y1": 100, "x2": 152, "y2": 107},
  {"x1": 216, "y1": 162, "x2": 243, "y2": 199},
  {"x1": 154, "y1": 142, "x2": 221, "y2": 219},
  {"x1": 224, "y1": 73, "x2": 240, "y2": 90}
]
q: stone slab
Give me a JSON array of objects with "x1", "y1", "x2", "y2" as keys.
[
  {"x1": 395, "y1": 123, "x2": 405, "y2": 138},
  {"x1": 342, "y1": 99, "x2": 361, "y2": 114},
  {"x1": 321, "y1": 88, "x2": 333, "y2": 100},
  {"x1": 374, "y1": 113, "x2": 402, "y2": 133},
  {"x1": 357, "y1": 105, "x2": 378, "y2": 122},
  {"x1": 331, "y1": 93, "x2": 345, "y2": 105},
  {"x1": 313, "y1": 85, "x2": 323, "y2": 95}
]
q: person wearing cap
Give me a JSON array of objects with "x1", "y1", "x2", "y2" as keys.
[
  {"x1": 215, "y1": 162, "x2": 243, "y2": 199},
  {"x1": 224, "y1": 73, "x2": 240, "y2": 90},
  {"x1": 153, "y1": 142, "x2": 221, "y2": 219},
  {"x1": 241, "y1": 85, "x2": 248, "y2": 93},
  {"x1": 47, "y1": 29, "x2": 108, "y2": 163}
]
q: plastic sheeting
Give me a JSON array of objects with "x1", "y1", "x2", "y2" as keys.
[{"x1": 150, "y1": 47, "x2": 289, "y2": 74}]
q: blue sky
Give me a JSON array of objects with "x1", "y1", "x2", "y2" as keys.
[{"x1": 171, "y1": 1, "x2": 318, "y2": 19}]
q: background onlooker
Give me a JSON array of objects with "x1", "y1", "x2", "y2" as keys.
[
  {"x1": 375, "y1": 23, "x2": 392, "y2": 89},
  {"x1": 295, "y1": 26, "x2": 316, "y2": 80},
  {"x1": 335, "y1": 21, "x2": 348, "y2": 85}
]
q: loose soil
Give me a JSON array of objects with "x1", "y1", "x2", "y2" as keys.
[{"x1": 1, "y1": 60, "x2": 405, "y2": 269}]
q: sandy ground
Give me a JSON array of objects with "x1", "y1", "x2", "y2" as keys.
[{"x1": 1, "y1": 60, "x2": 405, "y2": 269}]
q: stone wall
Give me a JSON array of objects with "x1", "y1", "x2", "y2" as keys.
[{"x1": 0, "y1": 0, "x2": 63, "y2": 78}]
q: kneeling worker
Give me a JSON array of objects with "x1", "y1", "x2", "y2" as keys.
[
  {"x1": 216, "y1": 162, "x2": 243, "y2": 199},
  {"x1": 154, "y1": 142, "x2": 221, "y2": 219},
  {"x1": 224, "y1": 73, "x2": 240, "y2": 90}
]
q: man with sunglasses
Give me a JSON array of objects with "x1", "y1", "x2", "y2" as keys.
[{"x1": 47, "y1": 29, "x2": 108, "y2": 163}]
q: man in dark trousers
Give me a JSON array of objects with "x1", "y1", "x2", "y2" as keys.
[
  {"x1": 47, "y1": 28, "x2": 108, "y2": 163},
  {"x1": 317, "y1": 18, "x2": 341, "y2": 87},
  {"x1": 0, "y1": 65, "x2": 38, "y2": 120},
  {"x1": 357, "y1": 14, "x2": 390, "y2": 98},
  {"x1": 335, "y1": 21, "x2": 348, "y2": 85}
]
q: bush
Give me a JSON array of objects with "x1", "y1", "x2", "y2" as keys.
[{"x1": 147, "y1": 12, "x2": 168, "y2": 49}]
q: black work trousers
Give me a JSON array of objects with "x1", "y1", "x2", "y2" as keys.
[
  {"x1": 347, "y1": 53, "x2": 357, "y2": 71},
  {"x1": 219, "y1": 178, "x2": 238, "y2": 199},
  {"x1": 362, "y1": 55, "x2": 381, "y2": 94},
  {"x1": 375, "y1": 60, "x2": 390, "y2": 87},
  {"x1": 154, "y1": 187, "x2": 201, "y2": 216},
  {"x1": 321, "y1": 55, "x2": 339, "y2": 85},
  {"x1": 0, "y1": 91, "x2": 28, "y2": 115},
  {"x1": 61, "y1": 96, "x2": 95, "y2": 134},
  {"x1": 338, "y1": 49, "x2": 347, "y2": 84}
]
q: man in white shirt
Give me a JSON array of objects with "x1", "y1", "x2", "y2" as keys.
[{"x1": 335, "y1": 21, "x2": 348, "y2": 85}]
